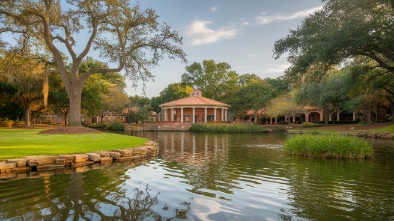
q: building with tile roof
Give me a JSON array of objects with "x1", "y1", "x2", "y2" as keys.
[{"x1": 159, "y1": 89, "x2": 230, "y2": 123}]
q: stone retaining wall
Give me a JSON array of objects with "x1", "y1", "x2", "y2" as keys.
[{"x1": 0, "y1": 141, "x2": 159, "y2": 177}]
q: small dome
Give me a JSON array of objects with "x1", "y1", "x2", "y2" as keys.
[{"x1": 190, "y1": 89, "x2": 202, "y2": 97}]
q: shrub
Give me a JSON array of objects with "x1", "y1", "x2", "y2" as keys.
[
  {"x1": 5, "y1": 120, "x2": 14, "y2": 128},
  {"x1": 189, "y1": 123, "x2": 268, "y2": 133},
  {"x1": 301, "y1": 122, "x2": 322, "y2": 128},
  {"x1": 86, "y1": 122, "x2": 107, "y2": 129},
  {"x1": 271, "y1": 126, "x2": 288, "y2": 133},
  {"x1": 283, "y1": 134, "x2": 373, "y2": 159},
  {"x1": 279, "y1": 120, "x2": 288, "y2": 125},
  {"x1": 107, "y1": 121, "x2": 125, "y2": 131}
]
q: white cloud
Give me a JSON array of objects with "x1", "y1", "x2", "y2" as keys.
[
  {"x1": 266, "y1": 64, "x2": 291, "y2": 73},
  {"x1": 186, "y1": 20, "x2": 239, "y2": 45},
  {"x1": 252, "y1": 6, "x2": 323, "y2": 25},
  {"x1": 210, "y1": 6, "x2": 217, "y2": 12}
]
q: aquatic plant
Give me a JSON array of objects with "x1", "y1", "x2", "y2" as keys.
[
  {"x1": 283, "y1": 134, "x2": 373, "y2": 159},
  {"x1": 189, "y1": 123, "x2": 268, "y2": 133}
]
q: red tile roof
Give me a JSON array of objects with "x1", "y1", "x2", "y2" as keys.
[{"x1": 159, "y1": 96, "x2": 230, "y2": 108}]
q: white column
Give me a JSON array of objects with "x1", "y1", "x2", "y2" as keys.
[
  {"x1": 320, "y1": 109, "x2": 324, "y2": 121},
  {"x1": 181, "y1": 107, "x2": 184, "y2": 123},
  {"x1": 171, "y1": 108, "x2": 174, "y2": 122},
  {"x1": 204, "y1": 107, "x2": 207, "y2": 123},
  {"x1": 305, "y1": 111, "x2": 309, "y2": 122},
  {"x1": 214, "y1": 108, "x2": 217, "y2": 122},
  {"x1": 164, "y1": 109, "x2": 168, "y2": 121},
  {"x1": 353, "y1": 112, "x2": 356, "y2": 121},
  {"x1": 192, "y1": 107, "x2": 196, "y2": 123},
  {"x1": 224, "y1": 109, "x2": 227, "y2": 121},
  {"x1": 221, "y1": 109, "x2": 224, "y2": 121}
]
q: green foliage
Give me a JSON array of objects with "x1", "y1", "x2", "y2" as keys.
[
  {"x1": 271, "y1": 126, "x2": 288, "y2": 133},
  {"x1": 150, "y1": 83, "x2": 193, "y2": 113},
  {"x1": 0, "y1": 1, "x2": 186, "y2": 126},
  {"x1": 301, "y1": 122, "x2": 323, "y2": 128},
  {"x1": 107, "y1": 121, "x2": 125, "y2": 131},
  {"x1": 274, "y1": 0, "x2": 394, "y2": 77},
  {"x1": 189, "y1": 123, "x2": 268, "y2": 133},
  {"x1": 284, "y1": 134, "x2": 373, "y2": 159},
  {"x1": 225, "y1": 81, "x2": 274, "y2": 116},
  {"x1": 181, "y1": 60, "x2": 240, "y2": 100},
  {"x1": 4, "y1": 120, "x2": 14, "y2": 128},
  {"x1": 85, "y1": 122, "x2": 107, "y2": 129},
  {"x1": 0, "y1": 129, "x2": 148, "y2": 159}
]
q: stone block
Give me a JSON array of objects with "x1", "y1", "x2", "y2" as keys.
[
  {"x1": 26, "y1": 156, "x2": 56, "y2": 166},
  {"x1": 73, "y1": 154, "x2": 89, "y2": 163},
  {"x1": 115, "y1": 148, "x2": 136, "y2": 157},
  {"x1": 100, "y1": 157, "x2": 113, "y2": 163},
  {"x1": 58, "y1": 155, "x2": 76, "y2": 163},
  {"x1": 0, "y1": 161, "x2": 16, "y2": 170},
  {"x1": 118, "y1": 156, "x2": 144, "y2": 162},
  {"x1": 110, "y1": 152, "x2": 121, "y2": 159},
  {"x1": 97, "y1": 151, "x2": 111, "y2": 157},
  {"x1": 87, "y1": 153, "x2": 101, "y2": 162},
  {"x1": 71, "y1": 160, "x2": 95, "y2": 168},
  {"x1": 12, "y1": 166, "x2": 31, "y2": 173},
  {"x1": 6, "y1": 158, "x2": 27, "y2": 167},
  {"x1": 37, "y1": 164, "x2": 65, "y2": 171},
  {"x1": 55, "y1": 158, "x2": 66, "y2": 165}
]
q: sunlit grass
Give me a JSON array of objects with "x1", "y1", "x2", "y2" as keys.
[
  {"x1": 368, "y1": 124, "x2": 394, "y2": 133},
  {"x1": 0, "y1": 129, "x2": 148, "y2": 159},
  {"x1": 284, "y1": 134, "x2": 373, "y2": 159}
]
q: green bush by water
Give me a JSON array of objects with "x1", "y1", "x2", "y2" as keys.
[
  {"x1": 107, "y1": 121, "x2": 125, "y2": 131},
  {"x1": 271, "y1": 126, "x2": 288, "y2": 133},
  {"x1": 283, "y1": 134, "x2": 373, "y2": 159},
  {"x1": 189, "y1": 123, "x2": 268, "y2": 133}
]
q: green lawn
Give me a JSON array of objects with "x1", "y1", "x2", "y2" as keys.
[
  {"x1": 368, "y1": 124, "x2": 394, "y2": 133},
  {"x1": 0, "y1": 129, "x2": 148, "y2": 160}
]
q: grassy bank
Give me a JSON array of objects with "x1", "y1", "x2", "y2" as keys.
[
  {"x1": 189, "y1": 123, "x2": 268, "y2": 133},
  {"x1": 368, "y1": 124, "x2": 394, "y2": 133},
  {"x1": 283, "y1": 134, "x2": 373, "y2": 159},
  {"x1": 0, "y1": 129, "x2": 148, "y2": 160}
]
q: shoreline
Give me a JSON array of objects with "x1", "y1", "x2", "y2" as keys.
[{"x1": 0, "y1": 141, "x2": 159, "y2": 178}]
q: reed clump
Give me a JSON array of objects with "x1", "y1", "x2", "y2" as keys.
[
  {"x1": 283, "y1": 134, "x2": 373, "y2": 159},
  {"x1": 189, "y1": 123, "x2": 268, "y2": 133}
]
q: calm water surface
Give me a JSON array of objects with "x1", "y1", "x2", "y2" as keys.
[{"x1": 1, "y1": 132, "x2": 394, "y2": 221}]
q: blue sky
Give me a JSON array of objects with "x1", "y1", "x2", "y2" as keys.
[{"x1": 125, "y1": 1, "x2": 324, "y2": 98}]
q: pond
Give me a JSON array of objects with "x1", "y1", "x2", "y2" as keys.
[{"x1": 0, "y1": 132, "x2": 393, "y2": 220}]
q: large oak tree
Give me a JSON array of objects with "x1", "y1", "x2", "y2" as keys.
[
  {"x1": 0, "y1": 0, "x2": 186, "y2": 126},
  {"x1": 273, "y1": 0, "x2": 394, "y2": 78}
]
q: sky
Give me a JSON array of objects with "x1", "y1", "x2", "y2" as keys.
[{"x1": 123, "y1": 1, "x2": 323, "y2": 98}]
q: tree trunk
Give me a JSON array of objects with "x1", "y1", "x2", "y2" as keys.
[
  {"x1": 67, "y1": 84, "x2": 83, "y2": 127},
  {"x1": 64, "y1": 111, "x2": 70, "y2": 126},
  {"x1": 23, "y1": 104, "x2": 31, "y2": 127},
  {"x1": 366, "y1": 109, "x2": 372, "y2": 125}
]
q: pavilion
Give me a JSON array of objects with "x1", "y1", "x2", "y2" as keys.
[{"x1": 159, "y1": 89, "x2": 230, "y2": 123}]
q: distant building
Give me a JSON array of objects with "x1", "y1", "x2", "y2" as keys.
[{"x1": 159, "y1": 89, "x2": 230, "y2": 123}]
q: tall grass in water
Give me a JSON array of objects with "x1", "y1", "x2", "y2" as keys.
[
  {"x1": 284, "y1": 134, "x2": 373, "y2": 159},
  {"x1": 189, "y1": 123, "x2": 268, "y2": 133}
]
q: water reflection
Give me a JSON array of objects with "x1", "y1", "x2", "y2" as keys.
[
  {"x1": 0, "y1": 164, "x2": 192, "y2": 220},
  {"x1": 1, "y1": 132, "x2": 394, "y2": 220}
]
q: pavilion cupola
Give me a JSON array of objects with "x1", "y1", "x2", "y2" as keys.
[{"x1": 190, "y1": 89, "x2": 202, "y2": 97}]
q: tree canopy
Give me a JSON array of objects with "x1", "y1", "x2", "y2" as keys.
[
  {"x1": 273, "y1": 0, "x2": 394, "y2": 78},
  {"x1": 181, "y1": 60, "x2": 239, "y2": 100},
  {"x1": 0, "y1": 0, "x2": 186, "y2": 126}
]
